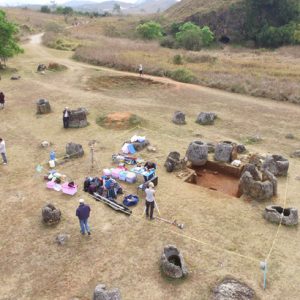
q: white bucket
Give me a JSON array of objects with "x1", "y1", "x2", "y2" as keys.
[{"x1": 49, "y1": 160, "x2": 55, "y2": 168}]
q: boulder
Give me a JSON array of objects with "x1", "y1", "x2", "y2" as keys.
[
  {"x1": 55, "y1": 233, "x2": 70, "y2": 245},
  {"x1": 263, "y1": 206, "x2": 298, "y2": 226},
  {"x1": 37, "y1": 99, "x2": 51, "y2": 114},
  {"x1": 172, "y1": 111, "x2": 186, "y2": 125},
  {"x1": 11, "y1": 74, "x2": 21, "y2": 80},
  {"x1": 66, "y1": 143, "x2": 84, "y2": 158},
  {"x1": 214, "y1": 141, "x2": 233, "y2": 163},
  {"x1": 161, "y1": 245, "x2": 188, "y2": 279},
  {"x1": 285, "y1": 133, "x2": 295, "y2": 139},
  {"x1": 239, "y1": 171, "x2": 274, "y2": 201},
  {"x1": 93, "y1": 284, "x2": 122, "y2": 300},
  {"x1": 186, "y1": 141, "x2": 208, "y2": 166},
  {"x1": 196, "y1": 112, "x2": 217, "y2": 125},
  {"x1": 262, "y1": 155, "x2": 289, "y2": 177},
  {"x1": 42, "y1": 203, "x2": 61, "y2": 225},
  {"x1": 241, "y1": 164, "x2": 261, "y2": 181},
  {"x1": 212, "y1": 277, "x2": 255, "y2": 300},
  {"x1": 164, "y1": 151, "x2": 185, "y2": 172},
  {"x1": 236, "y1": 144, "x2": 246, "y2": 154},
  {"x1": 37, "y1": 64, "x2": 47, "y2": 72},
  {"x1": 68, "y1": 108, "x2": 88, "y2": 128}
]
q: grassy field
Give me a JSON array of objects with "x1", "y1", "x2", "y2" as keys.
[{"x1": 0, "y1": 28, "x2": 300, "y2": 299}]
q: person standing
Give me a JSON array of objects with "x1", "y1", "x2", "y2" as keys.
[
  {"x1": 138, "y1": 64, "x2": 143, "y2": 77},
  {"x1": 62, "y1": 107, "x2": 71, "y2": 128},
  {"x1": 0, "y1": 92, "x2": 5, "y2": 109},
  {"x1": 0, "y1": 138, "x2": 7, "y2": 165},
  {"x1": 76, "y1": 199, "x2": 91, "y2": 235},
  {"x1": 145, "y1": 182, "x2": 155, "y2": 220}
]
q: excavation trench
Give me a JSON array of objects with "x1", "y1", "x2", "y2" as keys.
[{"x1": 185, "y1": 161, "x2": 243, "y2": 198}]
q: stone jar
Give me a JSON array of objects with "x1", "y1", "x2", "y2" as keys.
[
  {"x1": 172, "y1": 111, "x2": 186, "y2": 125},
  {"x1": 214, "y1": 141, "x2": 233, "y2": 163},
  {"x1": 37, "y1": 99, "x2": 51, "y2": 114},
  {"x1": 69, "y1": 108, "x2": 88, "y2": 128},
  {"x1": 186, "y1": 141, "x2": 208, "y2": 166}
]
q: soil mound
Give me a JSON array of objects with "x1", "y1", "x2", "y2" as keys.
[
  {"x1": 87, "y1": 75, "x2": 162, "y2": 90},
  {"x1": 97, "y1": 112, "x2": 143, "y2": 129}
]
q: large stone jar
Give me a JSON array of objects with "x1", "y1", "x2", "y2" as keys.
[
  {"x1": 37, "y1": 98, "x2": 51, "y2": 114},
  {"x1": 186, "y1": 141, "x2": 208, "y2": 166},
  {"x1": 69, "y1": 108, "x2": 88, "y2": 128},
  {"x1": 214, "y1": 141, "x2": 233, "y2": 163}
]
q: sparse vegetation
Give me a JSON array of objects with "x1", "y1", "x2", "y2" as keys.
[{"x1": 168, "y1": 68, "x2": 196, "y2": 83}]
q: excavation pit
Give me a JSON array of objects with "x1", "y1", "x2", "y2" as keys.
[{"x1": 185, "y1": 161, "x2": 243, "y2": 198}]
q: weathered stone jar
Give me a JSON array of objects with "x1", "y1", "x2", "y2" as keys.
[
  {"x1": 37, "y1": 98, "x2": 51, "y2": 114},
  {"x1": 66, "y1": 143, "x2": 84, "y2": 158},
  {"x1": 214, "y1": 141, "x2": 233, "y2": 163},
  {"x1": 264, "y1": 206, "x2": 298, "y2": 226},
  {"x1": 68, "y1": 108, "x2": 88, "y2": 128},
  {"x1": 42, "y1": 203, "x2": 61, "y2": 225},
  {"x1": 172, "y1": 111, "x2": 186, "y2": 125},
  {"x1": 186, "y1": 141, "x2": 208, "y2": 166},
  {"x1": 161, "y1": 245, "x2": 188, "y2": 279}
]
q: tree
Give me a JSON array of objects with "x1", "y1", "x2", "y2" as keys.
[
  {"x1": 113, "y1": 3, "x2": 121, "y2": 14},
  {"x1": 0, "y1": 10, "x2": 23, "y2": 67},
  {"x1": 136, "y1": 21, "x2": 163, "y2": 40},
  {"x1": 41, "y1": 5, "x2": 51, "y2": 13},
  {"x1": 175, "y1": 22, "x2": 214, "y2": 50}
]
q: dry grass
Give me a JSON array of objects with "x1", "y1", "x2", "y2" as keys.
[
  {"x1": 1, "y1": 35, "x2": 300, "y2": 300},
  {"x1": 71, "y1": 32, "x2": 300, "y2": 103}
]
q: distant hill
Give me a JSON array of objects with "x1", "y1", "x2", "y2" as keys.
[
  {"x1": 64, "y1": 1, "x2": 132, "y2": 12},
  {"x1": 164, "y1": 0, "x2": 245, "y2": 42},
  {"x1": 126, "y1": 0, "x2": 179, "y2": 14}
]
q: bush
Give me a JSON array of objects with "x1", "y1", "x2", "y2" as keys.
[
  {"x1": 256, "y1": 23, "x2": 298, "y2": 48},
  {"x1": 168, "y1": 68, "x2": 196, "y2": 83},
  {"x1": 41, "y1": 5, "x2": 51, "y2": 13},
  {"x1": 172, "y1": 54, "x2": 183, "y2": 65},
  {"x1": 160, "y1": 36, "x2": 176, "y2": 48},
  {"x1": 175, "y1": 22, "x2": 214, "y2": 50},
  {"x1": 136, "y1": 21, "x2": 163, "y2": 40}
]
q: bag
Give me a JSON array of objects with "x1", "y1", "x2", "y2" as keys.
[
  {"x1": 88, "y1": 184, "x2": 97, "y2": 194},
  {"x1": 123, "y1": 194, "x2": 139, "y2": 207}
]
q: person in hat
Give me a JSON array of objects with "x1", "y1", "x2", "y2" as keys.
[
  {"x1": 76, "y1": 199, "x2": 91, "y2": 235},
  {"x1": 62, "y1": 107, "x2": 71, "y2": 128},
  {"x1": 0, "y1": 138, "x2": 7, "y2": 165},
  {"x1": 145, "y1": 182, "x2": 156, "y2": 220}
]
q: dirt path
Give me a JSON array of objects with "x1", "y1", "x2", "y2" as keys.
[{"x1": 0, "y1": 34, "x2": 300, "y2": 300}]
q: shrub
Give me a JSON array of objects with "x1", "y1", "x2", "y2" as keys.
[
  {"x1": 173, "y1": 54, "x2": 183, "y2": 65},
  {"x1": 168, "y1": 68, "x2": 196, "y2": 83},
  {"x1": 175, "y1": 22, "x2": 214, "y2": 50},
  {"x1": 160, "y1": 36, "x2": 176, "y2": 48},
  {"x1": 41, "y1": 5, "x2": 51, "y2": 13},
  {"x1": 136, "y1": 21, "x2": 163, "y2": 40}
]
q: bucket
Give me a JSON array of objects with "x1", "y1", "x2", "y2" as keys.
[{"x1": 49, "y1": 160, "x2": 55, "y2": 168}]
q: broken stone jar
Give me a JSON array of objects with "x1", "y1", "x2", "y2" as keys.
[{"x1": 186, "y1": 141, "x2": 208, "y2": 166}]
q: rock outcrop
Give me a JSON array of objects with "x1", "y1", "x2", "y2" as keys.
[
  {"x1": 37, "y1": 99, "x2": 51, "y2": 114},
  {"x1": 42, "y1": 203, "x2": 61, "y2": 225},
  {"x1": 161, "y1": 245, "x2": 188, "y2": 279},
  {"x1": 186, "y1": 141, "x2": 208, "y2": 166},
  {"x1": 66, "y1": 142, "x2": 84, "y2": 158},
  {"x1": 263, "y1": 206, "x2": 298, "y2": 226},
  {"x1": 93, "y1": 284, "x2": 122, "y2": 300},
  {"x1": 172, "y1": 111, "x2": 186, "y2": 125}
]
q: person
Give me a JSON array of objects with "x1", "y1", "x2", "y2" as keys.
[
  {"x1": 62, "y1": 107, "x2": 71, "y2": 128},
  {"x1": 0, "y1": 138, "x2": 7, "y2": 165},
  {"x1": 145, "y1": 182, "x2": 156, "y2": 220},
  {"x1": 76, "y1": 199, "x2": 91, "y2": 235},
  {"x1": 138, "y1": 64, "x2": 143, "y2": 77},
  {"x1": 104, "y1": 175, "x2": 117, "y2": 200},
  {"x1": 143, "y1": 161, "x2": 156, "y2": 182},
  {"x1": 0, "y1": 92, "x2": 5, "y2": 109}
]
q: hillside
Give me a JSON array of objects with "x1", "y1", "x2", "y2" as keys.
[{"x1": 164, "y1": 0, "x2": 241, "y2": 21}]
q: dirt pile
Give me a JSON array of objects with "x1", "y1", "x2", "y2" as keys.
[{"x1": 97, "y1": 112, "x2": 143, "y2": 129}]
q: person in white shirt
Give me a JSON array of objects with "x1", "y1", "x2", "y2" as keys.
[
  {"x1": 145, "y1": 182, "x2": 155, "y2": 220},
  {"x1": 62, "y1": 107, "x2": 71, "y2": 128},
  {"x1": 0, "y1": 138, "x2": 7, "y2": 164},
  {"x1": 138, "y1": 64, "x2": 143, "y2": 77}
]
